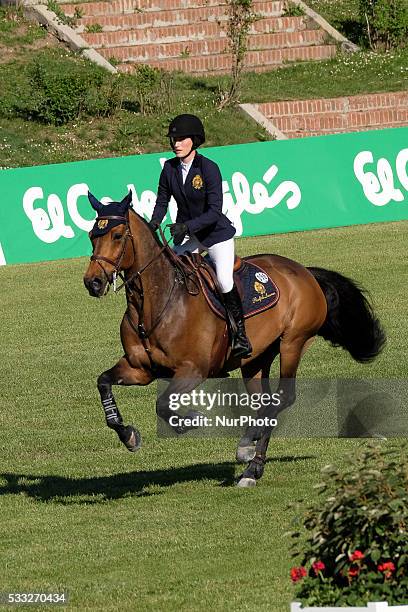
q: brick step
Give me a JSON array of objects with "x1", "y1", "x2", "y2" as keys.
[
  {"x1": 62, "y1": 0, "x2": 221, "y2": 16},
  {"x1": 87, "y1": 28, "x2": 325, "y2": 52},
  {"x1": 63, "y1": 0, "x2": 284, "y2": 18},
  {"x1": 79, "y1": 15, "x2": 307, "y2": 39},
  {"x1": 98, "y1": 30, "x2": 330, "y2": 63},
  {"x1": 271, "y1": 108, "x2": 408, "y2": 132},
  {"x1": 117, "y1": 44, "x2": 337, "y2": 74},
  {"x1": 285, "y1": 123, "x2": 408, "y2": 138},
  {"x1": 150, "y1": 0, "x2": 283, "y2": 8},
  {"x1": 62, "y1": 0, "x2": 284, "y2": 17},
  {"x1": 73, "y1": 3, "x2": 284, "y2": 30},
  {"x1": 259, "y1": 92, "x2": 408, "y2": 117}
]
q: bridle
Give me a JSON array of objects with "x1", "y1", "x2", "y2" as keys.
[
  {"x1": 90, "y1": 210, "x2": 199, "y2": 294},
  {"x1": 89, "y1": 210, "x2": 200, "y2": 368},
  {"x1": 90, "y1": 214, "x2": 134, "y2": 291},
  {"x1": 90, "y1": 212, "x2": 172, "y2": 293}
]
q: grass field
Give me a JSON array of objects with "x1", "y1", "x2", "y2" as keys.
[{"x1": 1, "y1": 220, "x2": 407, "y2": 611}]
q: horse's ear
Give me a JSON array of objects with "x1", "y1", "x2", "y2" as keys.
[
  {"x1": 88, "y1": 191, "x2": 104, "y2": 214},
  {"x1": 120, "y1": 190, "x2": 133, "y2": 210}
]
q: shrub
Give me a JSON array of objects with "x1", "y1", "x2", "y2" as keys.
[
  {"x1": 218, "y1": 0, "x2": 259, "y2": 108},
  {"x1": 359, "y1": 0, "x2": 408, "y2": 50},
  {"x1": 129, "y1": 64, "x2": 174, "y2": 115},
  {"x1": 12, "y1": 52, "x2": 122, "y2": 125},
  {"x1": 289, "y1": 443, "x2": 408, "y2": 606}
]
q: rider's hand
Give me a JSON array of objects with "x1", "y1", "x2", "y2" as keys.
[
  {"x1": 148, "y1": 219, "x2": 160, "y2": 231},
  {"x1": 168, "y1": 223, "x2": 188, "y2": 246}
]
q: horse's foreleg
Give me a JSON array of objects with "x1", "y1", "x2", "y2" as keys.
[
  {"x1": 237, "y1": 336, "x2": 308, "y2": 487},
  {"x1": 97, "y1": 356, "x2": 153, "y2": 452}
]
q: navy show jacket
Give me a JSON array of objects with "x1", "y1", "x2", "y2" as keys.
[{"x1": 151, "y1": 152, "x2": 236, "y2": 247}]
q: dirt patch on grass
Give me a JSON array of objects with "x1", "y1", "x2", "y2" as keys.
[
  {"x1": 0, "y1": 34, "x2": 64, "y2": 63},
  {"x1": 0, "y1": 8, "x2": 66, "y2": 63}
]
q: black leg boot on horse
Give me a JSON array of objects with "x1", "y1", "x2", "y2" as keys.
[{"x1": 223, "y1": 285, "x2": 252, "y2": 359}]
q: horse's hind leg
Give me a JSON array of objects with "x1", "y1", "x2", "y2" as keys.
[
  {"x1": 97, "y1": 356, "x2": 153, "y2": 452},
  {"x1": 236, "y1": 343, "x2": 279, "y2": 463},
  {"x1": 237, "y1": 334, "x2": 310, "y2": 488},
  {"x1": 156, "y1": 365, "x2": 205, "y2": 434}
]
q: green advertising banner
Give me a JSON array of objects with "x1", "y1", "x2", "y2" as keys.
[{"x1": 0, "y1": 127, "x2": 407, "y2": 265}]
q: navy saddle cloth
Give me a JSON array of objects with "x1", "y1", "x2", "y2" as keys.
[{"x1": 201, "y1": 255, "x2": 280, "y2": 320}]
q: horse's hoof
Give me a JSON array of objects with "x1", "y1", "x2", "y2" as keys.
[
  {"x1": 236, "y1": 477, "x2": 256, "y2": 488},
  {"x1": 236, "y1": 443, "x2": 256, "y2": 463},
  {"x1": 123, "y1": 426, "x2": 142, "y2": 452}
]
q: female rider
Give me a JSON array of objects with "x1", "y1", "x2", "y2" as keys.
[{"x1": 149, "y1": 113, "x2": 252, "y2": 359}]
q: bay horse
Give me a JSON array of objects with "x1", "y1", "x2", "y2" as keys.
[{"x1": 83, "y1": 191, "x2": 385, "y2": 488}]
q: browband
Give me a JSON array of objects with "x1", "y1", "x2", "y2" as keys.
[{"x1": 96, "y1": 216, "x2": 127, "y2": 221}]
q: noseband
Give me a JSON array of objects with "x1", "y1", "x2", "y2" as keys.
[{"x1": 90, "y1": 214, "x2": 133, "y2": 290}]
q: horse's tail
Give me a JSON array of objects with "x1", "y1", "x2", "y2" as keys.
[{"x1": 307, "y1": 267, "x2": 386, "y2": 363}]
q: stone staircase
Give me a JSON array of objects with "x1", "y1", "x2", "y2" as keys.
[
  {"x1": 258, "y1": 92, "x2": 408, "y2": 138},
  {"x1": 59, "y1": 0, "x2": 338, "y2": 74}
]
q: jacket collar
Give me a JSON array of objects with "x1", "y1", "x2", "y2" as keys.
[
  {"x1": 176, "y1": 152, "x2": 202, "y2": 193},
  {"x1": 179, "y1": 151, "x2": 201, "y2": 167},
  {"x1": 192, "y1": 152, "x2": 201, "y2": 167}
]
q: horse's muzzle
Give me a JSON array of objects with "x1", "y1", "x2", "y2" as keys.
[{"x1": 83, "y1": 275, "x2": 108, "y2": 298}]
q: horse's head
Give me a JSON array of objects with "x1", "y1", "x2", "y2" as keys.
[{"x1": 83, "y1": 190, "x2": 134, "y2": 297}]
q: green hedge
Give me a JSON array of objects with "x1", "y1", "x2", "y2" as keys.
[
  {"x1": 0, "y1": 51, "x2": 173, "y2": 126},
  {"x1": 359, "y1": 0, "x2": 408, "y2": 49}
]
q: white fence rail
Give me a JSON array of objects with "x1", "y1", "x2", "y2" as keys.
[{"x1": 291, "y1": 603, "x2": 408, "y2": 612}]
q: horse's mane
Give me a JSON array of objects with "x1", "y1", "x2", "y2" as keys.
[
  {"x1": 129, "y1": 207, "x2": 175, "y2": 261},
  {"x1": 128, "y1": 208, "x2": 199, "y2": 283}
]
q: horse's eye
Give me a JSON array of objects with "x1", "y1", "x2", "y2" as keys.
[{"x1": 113, "y1": 232, "x2": 123, "y2": 240}]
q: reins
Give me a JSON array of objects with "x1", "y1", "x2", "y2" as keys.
[{"x1": 89, "y1": 211, "x2": 201, "y2": 368}]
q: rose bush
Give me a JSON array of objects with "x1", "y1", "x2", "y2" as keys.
[{"x1": 288, "y1": 443, "x2": 408, "y2": 606}]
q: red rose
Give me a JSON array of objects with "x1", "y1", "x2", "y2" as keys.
[
  {"x1": 378, "y1": 561, "x2": 396, "y2": 578},
  {"x1": 348, "y1": 567, "x2": 360, "y2": 578},
  {"x1": 312, "y1": 561, "x2": 326, "y2": 575},
  {"x1": 349, "y1": 550, "x2": 365, "y2": 561},
  {"x1": 290, "y1": 567, "x2": 307, "y2": 583}
]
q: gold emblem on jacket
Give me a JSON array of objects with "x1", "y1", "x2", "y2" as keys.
[
  {"x1": 97, "y1": 219, "x2": 108, "y2": 229},
  {"x1": 192, "y1": 174, "x2": 203, "y2": 189}
]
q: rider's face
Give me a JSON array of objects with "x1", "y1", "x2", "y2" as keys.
[{"x1": 171, "y1": 136, "x2": 194, "y2": 158}]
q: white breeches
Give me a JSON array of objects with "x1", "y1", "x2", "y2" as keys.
[{"x1": 173, "y1": 235, "x2": 235, "y2": 293}]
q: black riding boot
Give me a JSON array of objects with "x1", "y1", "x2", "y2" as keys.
[{"x1": 223, "y1": 285, "x2": 252, "y2": 358}]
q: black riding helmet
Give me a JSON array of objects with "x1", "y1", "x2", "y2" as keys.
[{"x1": 167, "y1": 114, "x2": 205, "y2": 150}]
